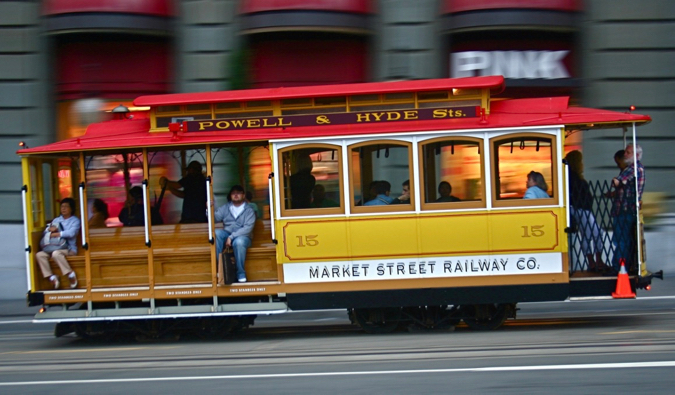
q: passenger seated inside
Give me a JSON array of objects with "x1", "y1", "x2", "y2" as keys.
[
  {"x1": 436, "y1": 181, "x2": 461, "y2": 202},
  {"x1": 364, "y1": 180, "x2": 394, "y2": 206},
  {"x1": 36, "y1": 198, "x2": 80, "y2": 289},
  {"x1": 356, "y1": 180, "x2": 379, "y2": 206},
  {"x1": 523, "y1": 171, "x2": 550, "y2": 199},
  {"x1": 88, "y1": 198, "x2": 109, "y2": 228},
  {"x1": 214, "y1": 185, "x2": 256, "y2": 283},
  {"x1": 391, "y1": 180, "x2": 410, "y2": 204},
  {"x1": 290, "y1": 153, "x2": 316, "y2": 209},
  {"x1": 310, "y1": 184, "x2": 339, "y2": 208},
  {"x1": 119, "y1": 186, "x2": 145, "y2": 226}
]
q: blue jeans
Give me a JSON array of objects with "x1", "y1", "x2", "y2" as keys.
[
  {"x1": 571, "y1": 207, "x2": 604, "y2": 255},
  {"x1": 216, "y1": 229, "x2": 251, "y2": 280},
  {"x1": 612, "y1": 211, "x2": 636, "y2": 271}
]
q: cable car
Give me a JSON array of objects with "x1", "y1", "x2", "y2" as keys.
[{"x1": 17, "y1": 76, "x2": 660, "y2": 337}]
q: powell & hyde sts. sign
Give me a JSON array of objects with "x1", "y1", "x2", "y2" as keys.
[{"x1": 184, "y1": 106, "x2": 479, "y2": 132}]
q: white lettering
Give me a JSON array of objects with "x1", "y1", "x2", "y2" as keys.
[
  {"x1": 229, "y1": 287, "x2": 266, "y2": 293},
  {"x1": 451, "y1": 50, "x2": 570, "y2": 79},
  {"x1": 452, "y1": 51, "x2": 490, "y2": 78},
  {"x1": 49, "y1": 295, "x2": 84, "y2": 301},
  {"x1": 102, "y1": 292, "x2": 139, "y2": 298}
]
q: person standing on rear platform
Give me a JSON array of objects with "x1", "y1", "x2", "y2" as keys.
[
  {"x1": 214, "y1": 185, "x2": 256, "y2": 283},
  {"x1": 566, "y1": 150, "x2": 607, "y2": 272},
  {"x1": 36, "y1": 198, "x2": 81, "y2": 289},
  {"x1": 611, "y1": 144, "x2": 645, "y2": 272}
]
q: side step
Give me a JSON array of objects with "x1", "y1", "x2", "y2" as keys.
[{"x1": 34, "y1": 301, "x2": 288, "y2": 323}]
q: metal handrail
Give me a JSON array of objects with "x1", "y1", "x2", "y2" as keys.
[
  {"x1": 78, "y1": 182, "x2": 88, "y2": 250},
  {"x1": 142, "y1": 180, "x2": 150, "y2": 247},
  {"x1": 21, "y1": 185, "x2": 31, "y2": 291},
  {"x1": 206, "y1": 175, "x2": 214, "y2": 244},
  {"x1": 268, "y1": 173, "x2": 276, "y2": 241}
]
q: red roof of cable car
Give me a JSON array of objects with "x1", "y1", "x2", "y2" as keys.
[
  {"x1": 133, "y1": 76, "x2": 506, "y2": 107},
  {"x1": 19, "y1": 79, "x2": 651, "y2": 155}
]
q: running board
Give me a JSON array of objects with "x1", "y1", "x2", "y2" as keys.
[{"x1": 33, "y1": 301, "x2": 289, "y2": 323}]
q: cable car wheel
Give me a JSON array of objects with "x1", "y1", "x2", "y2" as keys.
[
  {"x1": 350, "y1": 307, "x2": 402, "y2": 334},
  {"x1": 403, "y1": 305, "x2": 461, "y2": 331},
  {"x1": 461, "y1": 303, "x2": 512, "y2": 331}
]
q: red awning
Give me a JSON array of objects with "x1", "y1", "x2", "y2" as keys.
[
  {"x1": 240, "y1": 0, "x2": 374, "y2": 14},
  {"x1": 442, "y1": 0, "x2": 582, "y2": 14},
  {"x1": 42, "y1": 0, "x2": 174, "y2": 16}
]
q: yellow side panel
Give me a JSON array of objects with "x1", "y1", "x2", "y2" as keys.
[
  {"x1": 349, "y1": 217, "x2": 418, "y2": 258},
  {"x1": 418, "y1": 214, "x2": 489, "y2": 255},
  {"x1": 489, "y1": 210, "x2": 562, "y2": 253},
  {"x1": 279, "y1": 208, "x2": 567, "y2": 264},
  {"x1": 281, "y1": 219, "x2": 349, "y2": 261}
]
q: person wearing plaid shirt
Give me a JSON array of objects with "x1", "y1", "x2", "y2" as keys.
[{"x1": 611, "y1": 144, "x2": 645, "y2": 271}]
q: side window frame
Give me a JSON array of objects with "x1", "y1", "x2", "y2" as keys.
[
  {"x1": 490, "y1": 132, "x2": 558, "y2": 208},
  {"x1": 418, "y1": 136, "x2": 486, "y2": 211},
  {"x1": 348, "y1": 139, "x2": 414, "y2": 214},
  {"x1": 277, "y1": 143, "x2": 344, "y2": 217}
]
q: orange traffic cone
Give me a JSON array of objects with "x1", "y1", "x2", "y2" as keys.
[{"x1": 612, "y1": 259, "x2": 636, "y2": 299}]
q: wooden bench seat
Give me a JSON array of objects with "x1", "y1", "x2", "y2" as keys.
[{"x1": 32, "y1": 220, "x2": 278, "y2": 291}]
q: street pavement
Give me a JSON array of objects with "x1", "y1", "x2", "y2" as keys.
[{"x1": 0, "y1": 298, "x2": 38, "y2": 318}]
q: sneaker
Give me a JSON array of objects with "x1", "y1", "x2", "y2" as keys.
[
  {"x1": 68, "y1": 272, "x2": 78, "y2": 289},
  {"x1": 238, "y1": 276, "x2": 247, "y2": 283},
  {"x1": 49, "y1": 275, "x2": 60, "y2": 290}
]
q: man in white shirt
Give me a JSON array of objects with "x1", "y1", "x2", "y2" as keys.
[{"x1": 214, "y1": 185, "x2": 256, "y2": 282}]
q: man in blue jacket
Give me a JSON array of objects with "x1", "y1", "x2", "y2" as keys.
[
  {"x1": 214, "y1": 185, "x2": 256, "y2": 282},
  {"x1": 36, "y1": 198, "x2": 81, "y2": 289},
  {"x1": 364, "y1": 180, "x2": 394, "y2": 206}
]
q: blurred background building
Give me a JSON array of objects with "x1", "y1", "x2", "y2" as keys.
[{"x1": 1, "y1": 0, "x2": 673, "y2": 296}]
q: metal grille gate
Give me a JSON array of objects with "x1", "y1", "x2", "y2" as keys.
[{"x1": 567, "y1": 180, "x2": 641, "y2": 275}]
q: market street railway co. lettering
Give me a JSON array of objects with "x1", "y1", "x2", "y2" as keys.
[
  {"x1": 281, "y1": 253, "x2": 563, "y2": 284},
  {"x1": 185, "y1": 106, "x2": 479, "y2": 132}
]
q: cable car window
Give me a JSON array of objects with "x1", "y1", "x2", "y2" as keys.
[
  {"x1": 29, "y1": 161, "x2": 54, "y2": 227},
  {"x1": 349, "y1": 141, "x2": 413, "y2": 213},
  {"x1": 491, "y1": 134, "x2": 557, "y2": 207},
  {"x1": 40, "y1": 162, "x2": 54, "y2": 224},
  {"x1": 279, "y1": 145, "x2": 343, "y2": 217},
  {"x1": 148, "y1": 149, "x2": 207, "y2": 225},
  {"x1": 419, "y1": 137, "x2": 485, "y2": 210},
  {"x1": 84, "y1": 152, "x2": 145, "y2": 227}
]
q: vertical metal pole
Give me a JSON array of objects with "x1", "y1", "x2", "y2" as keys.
[
  {"x1": 78, "y1": 154, "x2": 91, "y2": 294},
  {"x1": 411, "y1": 137, "x2": 420, "y2": 212},
  {"x1": 78, "y1": 183, "x2": 88, "y2": 250},
  {"x1": 564, "y1": 162, "x2": 571, "y2": 232},
  {"x1": 35, "y1": 161, "x2": 46, "y2": 226},
  {"x1": 632, "y1": 123, "x2": 643, "y2": 274},
  {"x1": 205, "y1": 145, "x2": 217, "y2": 289},
  {"x1": 142, "y1": 179, "x2": 150, "y2": 247},
  {"x1": 483, "y1": 133, "x2": 493, "y2": 210},
  {"x1": 206, "y1": 175, "x2": 214, "y2": 244},
  {"x1": 142, "y1": 148, "x2": 155, "y2": 295},
  {"x1": 563, "y1": 160, "x2": 573, "y2": 272},
  {"x1": 340, "y1": 142, "x2": 351, "y2": 217},
  {"x1": 21, "y1": 186, "x2": 31, "y2": 291},
  {"x1": 268, "y1": 173, "x2": 276, "y2": 240}
]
